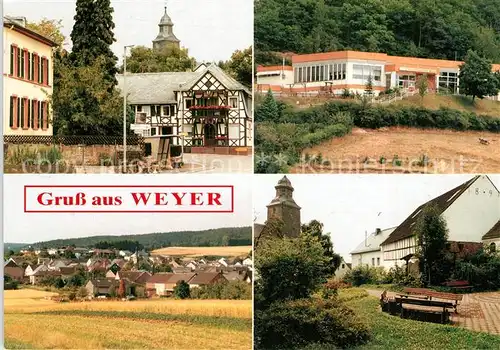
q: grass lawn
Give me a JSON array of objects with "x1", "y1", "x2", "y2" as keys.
[
  {"x1": 393, "y1": 94, "x2": 500, "y2": 116},
  {"x1": 341, "y1": 289, "x2": 500, "y2": 349}
]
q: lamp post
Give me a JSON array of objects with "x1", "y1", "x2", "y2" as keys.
[{"x1": 123, "y1": 45, "x2": 134, "y2": 173}]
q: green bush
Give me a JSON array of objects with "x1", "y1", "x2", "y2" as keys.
[
  {"x1": 173, "y1": 280, "x2": 190, "y2": 299},
  {"x1": 254, "y1": 298, "x2": 370, "y2": 350},
  {"x1": 455, "y1": 249, "x2": 500, "y2": 291},
  {"x1": 190, "y1": 281, "x2": 251, "y2": 300},
  {"x1": 343, "y1": 266, "x2": 390, "y2": 286}
]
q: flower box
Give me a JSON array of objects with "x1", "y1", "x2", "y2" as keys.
[{"x1": 188, "y1": 105, "x2": 231, "y2": 111}]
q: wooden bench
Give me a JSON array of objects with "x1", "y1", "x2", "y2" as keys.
[
  {"x1": 442, "y1": 280, "x2": 473, "y2": 292},
  {"x1": 403, "y1": 287, "x2": 463, "y2": 313},
  {"x1": 395, "y1": 296, "x2": 454, "y2": 324}
]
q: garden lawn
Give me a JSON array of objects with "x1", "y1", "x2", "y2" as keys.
[{"x1": 342, "y1": 290, "x2": 500, "y2": 349}]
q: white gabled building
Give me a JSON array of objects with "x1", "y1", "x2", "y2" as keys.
[
  {"x1": 380, "y1": 175, "x2": 500, "y2": 269},
  {"x1": 350, "y1": 227, "x2": 396, "y2": 269}
]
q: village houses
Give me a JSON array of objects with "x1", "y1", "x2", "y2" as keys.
[{"x1": 3, "y1": 15, "x2": 56, "y2": 136}]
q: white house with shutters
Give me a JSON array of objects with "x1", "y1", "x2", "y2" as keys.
[{"x1": 116, "y1": 63, "x2": 252, "y2": 153}]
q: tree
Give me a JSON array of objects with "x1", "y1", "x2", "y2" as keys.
[
  {"x1": 255, "y1": 234, "x2": 329, "y2": 308},
  {"x1": 39, "y1": 249, "x2": 50, "y2": 258},
  {"x1": 51, "y1": 56, "x2": 131, "y2": 136},
  {"x1": 26, "y1": 18, "x2": 66, "y2": 48},
  {"x1": 301, "y1": 220, "x2": 342, "y2": 278},
  {"x1": 123, "y1": 46, "x2": 196, "y2": 73},
  {"x1": 458, "y1": 50, "x2": 499, "y2": 102},
  {"x1": 221, "y1": 235, "x2": 230, "y2": 246},
  {"x1": 174, "y1": 280, "x2": 190, "y2": 299},
  {"x1": 70, "y1": 0, "x2": 118, "y2": 87},
  {"x1": 364, "y1": 75, "x2": 374, "y2": 97},
  {"x1": 77, "y1": 286, "x2": 88, "y2": 299},
  {"x1": 53, "y1": 277, "x2": 66, "y2": 289},
  {"x1": 219, "y1": 47, "x2": 252, "y2": 87},
  {"x1": 416, "y1": 74, "x2": 428, "y2": 102},
  {"x1": 117, "y1": 279, "x2": 126, "y2": 298},
  {"x1": 108, "y1": 285, "x2": 116, "y2": 297},
  {"x1": 5, "y1": 250, "x2": 15, "y2": 259},
  {"x1": 256, "y1": 90, "x2": 279, "y2": 122},
  {"x1": 414, "y1": 204, "x2": 449, "y2": 285}
]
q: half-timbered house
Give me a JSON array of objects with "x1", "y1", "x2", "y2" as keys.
[
  {"x1": 380, "y1": 175, "x2": 500, "y2": 269},
  {"x1": 116, "y1": 63, "x2": 252, "y2": 153}
]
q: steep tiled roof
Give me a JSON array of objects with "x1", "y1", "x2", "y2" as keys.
[
  {"x1": 483, "y1": 220, "x2": 500, "y2": 240},
  {"x1": 116, "y1": 64, "x2": 250, "y2": 105},
  {"x1": 382, "y1": 176, "x2": 481, "y2": 245},
  {"x1": 5, "y1": 266, "x2": 24, "y2": 279}
]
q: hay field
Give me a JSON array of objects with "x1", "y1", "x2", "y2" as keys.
[
  {"x1": 4, "y1": 289, "x2": 252, "y2": 349},
  {"x1": 292, "y1": 127, "x2": 500, "y2": 174},
  {"x1": 151, "y1": 246, "x2": 252, "y2": 257}
]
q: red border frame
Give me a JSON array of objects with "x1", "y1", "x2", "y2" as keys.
[{"x1": 24, "y1": 185, "x2": 235, "y2": 213}]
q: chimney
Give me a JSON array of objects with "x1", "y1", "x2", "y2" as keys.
[
  {"x1": 364, "y1": 231, "x2": 368, "y2": 247},
  {"x1": 375, "y1": 228, "x2": 381, "y2": 235}
]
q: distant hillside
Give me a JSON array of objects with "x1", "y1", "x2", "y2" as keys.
[
  {"x1": 31, "y1": 227, "x2": 252, "y2": 250},
  {"x1": 4, "y1": 243, "x2": 29, "y2": 253}
]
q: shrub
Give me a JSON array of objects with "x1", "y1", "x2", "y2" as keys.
[
  {"x1": 174, "y1": 280, "x2": 190, "y2": 299},
  {"x1": 343, "y1": 266, "x2": 389, "y2": 286},
  {"x1": 77, "y1": 287, "x2": 88, "y2": 298},
  {"x1": 254, "y1": 298, "x2": 370, "y2": 350},
  {"x1": 190, "y1": 281, "x2": 252, "y2": 300}
]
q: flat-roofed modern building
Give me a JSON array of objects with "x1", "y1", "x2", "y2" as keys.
[{"x1": 256, "y1": 50, "x2": 500, "y2": 98}]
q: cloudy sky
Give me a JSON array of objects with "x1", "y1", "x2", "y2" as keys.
[
  {"x1": 4, "y1": 174, "x2": 253, "y2": 243},
  {"x1": 3, "y1": 0, "x2": 253, "y2": 62},
  {"x1": 253, "y1": 174, "x2": 500, "y2": 261}
]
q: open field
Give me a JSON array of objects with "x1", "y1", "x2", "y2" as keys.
[
  {"x1": 291, "y1": 127, "x2": 500, "y2": 174},
  {"x1": 4, "y1": 289, "x2": 252, "y2": 349},
  {"x1": 151, "y1": 246, "x2": 252, "y2": 257}
]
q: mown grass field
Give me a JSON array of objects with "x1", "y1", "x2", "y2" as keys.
[
  {"x1": 292, "y1": 127, "x2": 500, "y2": 174},
  {"x1": 4, "y1": 289, "x2": 252, "y2": 349},
  {"x1": 151, "y1": 246, "x2": 252, "y2": 257},
  {"x1": 338, "y1": 289, "x2": 500, "y2": 350}
]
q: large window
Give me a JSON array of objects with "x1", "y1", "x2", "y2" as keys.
[
  {"x1": 295, "y1": 63, "x2": 346, "y2": 83},
  {"x1": 352, "y1": 64, "x2": 381, "y2": 81},
  {"x1": 397, "y1": 74, "x2": 416, "y2": 88},
  {"x1": 439, "y1": 71, "x2": 458, "y2": 94}
]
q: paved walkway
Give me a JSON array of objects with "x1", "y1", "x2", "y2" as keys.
[
  {"x1": 366, "y1": 289, "x2": 500, "y2": 335},
  {"x1": 74, "y1": 154, "x2": 253, "y2": 174}
]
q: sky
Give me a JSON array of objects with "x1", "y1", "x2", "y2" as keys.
[
  {"x1": 253, "y1": 174, "x2": 500, "y2": 262},
  {"x1": 3, "y1": 0, "x2": 253, "y2": 62},
  {"x1": 3, "y1": 174, "x2": 253, "y2": 243}
]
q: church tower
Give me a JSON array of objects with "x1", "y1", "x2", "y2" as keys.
[
  {"x1": 266, "y1": 176, "x2": 301, "y2": 237},
  {"x1": 153, "y1": 5, "x2": 180, "y2": 51}
]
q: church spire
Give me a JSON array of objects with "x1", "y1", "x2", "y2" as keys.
[{"x1": 153, "y1": 3, "x2": 180, "y2": 51}]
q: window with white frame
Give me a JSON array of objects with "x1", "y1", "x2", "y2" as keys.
[
  {"x1": 438, "y1": 71, "x2": 458, "y2": 94},
  {"x1": 295, "y1": 63, "x2": 346, "y2": 83},
  {"x1": 397, "y1": 74, "x2": 416, "y2": 88},
  {"x1": 352, "y1": 64, "x2": 382, "y2": 81},
  {"x1": 229, "y1": 97, "x2": 238, "y2": 108}
]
